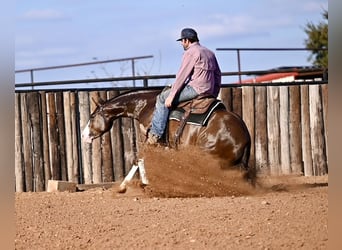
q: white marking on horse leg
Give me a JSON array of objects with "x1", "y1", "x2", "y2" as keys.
[
  {"x1": 139, "y1": 124, "x2": 148, "y2": 136},
  {"x1": 81, "y1": 121, "x2": 93, "y2": 143},
  {"x1": 138, "y1": 159, "x2": 148, "y2": 185},
  {"x1": 118, "y1": 164, "x2": 139, "y2": 193}
]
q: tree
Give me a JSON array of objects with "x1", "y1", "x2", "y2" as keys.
[{"x1": 304, "y1": 10, "x2": 328, "y2": 68}]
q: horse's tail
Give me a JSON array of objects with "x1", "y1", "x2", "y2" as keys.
[
  {"x1": 241, "y1": 139, "x2": 257, "y2": 186},
  {"x1": 241, "y1": 140, "x2": 250, "y2": 171}
]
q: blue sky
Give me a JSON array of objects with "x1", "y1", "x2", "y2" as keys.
[{"x1": 15, "y1": 0, "x2": 328, "y2": 84}]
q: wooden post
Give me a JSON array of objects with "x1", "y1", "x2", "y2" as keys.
[
  {"x1": 321, "y1": 84, "x2": 328, "y2": 168},
  {"x1": 64, "y1": 92, "x2": 79, "y2": 182},
  {"x1": 289, "y1": 86, "x2": 303, "y2": 174},
  {"x1": 40, "y1": 92, "x2": 51, "y2": 189},
  {"x1": 21, "y1": 93, "x2": 33, "y2": 191},
  {"x1": 108, "y1": 91, "x2": 125, "y2": 181},
  {"x1": 267, "y1": 86, "x2": 280, "y2": 175},
  {"x1": 15, "y1": 93, "x2": 24, "y2": 192},
  {"x1": 309, "y1": 85, "x2": 328, "y2": 175},
  {"x1": 78, "y1": 91, "x2": 92, "y2": 184},
  {"x1": 63, "y1": 91, "x2": 72, "y2": 180},
  {"x1": 254, "y1": 86, "x2": 268, "y2": 174},
  {"x1": 56, "y1": 92, "x2": 67, "y2": 181},
  {"x1": 242, "y1": 86, "x2": 255, "y2": 170},
  {"x1": 300, "y1": 85, "x2": 313, "y2": 176},
  {"x1": 47, "y1": 93, "x2": 61, "y2": 180},
  {"x1": 232, "y1": 87, "x2": 242, "y2": 117},
  {"x1": 279, "y1": 86, "x2": 290, "y2": 174},
  {"x1": 100, "y1": 91, "x2": 114, "y2": 182},
  {"x1": 27, "y1": 92, "x2": 45, "y2": 191},
  {"x1": 89, "y1": 91, "x2": 102, "y2": 183},
  {"x1": 70, "y1": 92, "x2": 79, "y2": 182},
  {"x1": 219, "y1": 88, "x2": 232, "y2": 111}
]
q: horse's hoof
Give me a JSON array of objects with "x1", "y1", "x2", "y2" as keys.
[{"x1": 117, "y1": 185, "x2": 127, "y2": 193}]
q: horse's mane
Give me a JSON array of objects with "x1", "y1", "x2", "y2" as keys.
[
  {"x1": 106, "y1": 87, "x2": 163, "y2": 103},
  {"x1": 104, "y1": 87, "x2": 161, "y2": 105}
]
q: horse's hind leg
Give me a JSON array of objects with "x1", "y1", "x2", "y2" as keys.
[{"x1": 240, "y1": 143, "x2": 256, "y2": 186}]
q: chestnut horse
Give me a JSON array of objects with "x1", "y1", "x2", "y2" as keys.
[{"x1": 82, "y1": 88, "x2": 255, "y2": 183}]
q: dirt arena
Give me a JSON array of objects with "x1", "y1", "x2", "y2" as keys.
[{"x1": 15, "y1": 147, "x2": 328, "y2": 249}]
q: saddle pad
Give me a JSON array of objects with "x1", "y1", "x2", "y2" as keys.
[{"x1": 169, "y1": 100, "x2": 226, "y2": 126}]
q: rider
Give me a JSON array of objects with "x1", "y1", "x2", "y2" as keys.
[{"x1": 147, "y1": 27, "x2": 222, "y2": 145}]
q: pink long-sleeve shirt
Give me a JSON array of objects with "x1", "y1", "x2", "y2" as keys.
[{"x1": 168, "y1": 42, "x2": 221, "y2": 101}]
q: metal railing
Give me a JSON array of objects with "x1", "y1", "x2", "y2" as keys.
[
  {"x1": 216, "y1": 47, "x2": 328, "y2": 83},
  {"x1": 15, "y1": 55, "x2": 154, "y2": 86},
  {"x1": 15, "y1": 48, "x2": 328, "y2": 91}
]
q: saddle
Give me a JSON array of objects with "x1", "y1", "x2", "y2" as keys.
[{"x1": 169, "y1": 95, "x2": 226, "y2": 147}]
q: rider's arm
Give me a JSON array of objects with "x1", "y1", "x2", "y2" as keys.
[{"x1": 168, "y1": 52, "x2": 196, "y2": 101}]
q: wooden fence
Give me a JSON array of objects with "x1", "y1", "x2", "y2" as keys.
[{"x1": 15, "y1": 83, "x2": 328, "y2": 192}]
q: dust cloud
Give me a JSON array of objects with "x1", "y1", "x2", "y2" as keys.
[
  {"x1": 116, "y1": 145, "x2": 328, "y2": 198},
  {"x1": 135, "y1": 146, "x2": 255, "y2": 198}
]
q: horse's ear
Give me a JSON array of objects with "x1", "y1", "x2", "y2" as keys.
[
  {"x1": 98, "y1": 97, "x2": 106, "y2": 105},
  {"x1": 91, "y1": 97, "x2": 100, "y2": 108},
  {"x1": 91, "y1": 97, "x2": 106, "y2": 109}
]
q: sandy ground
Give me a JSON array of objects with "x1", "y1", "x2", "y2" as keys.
[{"x1": 15, "y1": 147, "x2": 328, "y2": 250}]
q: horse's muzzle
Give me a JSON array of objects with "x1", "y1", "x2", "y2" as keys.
[{"x1": 81, "y1": 125, "x2": 93, "y2": 144}]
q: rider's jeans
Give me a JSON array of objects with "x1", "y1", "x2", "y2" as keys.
[{"x1": 150, "y1": 85, "x2": 198, "y2": 137}]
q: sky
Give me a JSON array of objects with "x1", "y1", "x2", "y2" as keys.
[{"x1": 15, "y1": 0, "x2": 328, "y2": 86}]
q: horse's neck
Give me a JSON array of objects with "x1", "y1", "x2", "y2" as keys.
[
  {"x1": 103, "y1": 91, "x2": 157, "y2": 137},
  {"x1": 106, "y1": 93, "x2": 154, "y2": 121}
]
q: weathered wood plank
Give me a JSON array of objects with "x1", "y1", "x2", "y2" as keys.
[
  {"x1": 47, "y1": 93, "x2": 61, "y2": 180},
  {"x1": 321, "y1": 84, "x2": 328, "y2": 168},
  {"x1": 100, "y1": 91, "x2": 114, "y2": 182},
  {"x1": 15, "y1": 93, "x2": 24, "y2": 192},
  {"x1": 70, "y1": 92, "x2": 79, "y2": 182},
  {"x1": 279, "y1": 86, "x2": 290, "y2": 174},
  {"x1": 300, "y1": 85, "x2": 313, "y2": 176},
  {"x1": 267, "y1": 86, "x2": 281, "y2": 175},
  {"x1": 309, "y1": 85, "x2": 328, "y2": 175},
  {"x1": 108, "y1": 91, "x2": 125, "y2": 181},
  {"x1": 21, "y1": 93, "x2": 33, "y2": 191},
  {"x1": 288, "y1": 86, "x2": 303, "y2": 174},
  {"x1": 89, "y1": 91, "x2": 102, "y2": 183},
  {"x1": 242, "y1": 86, "x2": 255, "y2": 169},
  {"x1": 254, "y1": 86, "x2": 268, "y2": 174},
  {"x1": 78, "y1": 91, "x2": 92, "y2": 184},
  {"x1": 63, "y1": 92, "x2": 72, "y2": 180},
  {"x1": 232, "y1": 87, "x2": 242, "y2": 117},
  {"x1": 64, "y1": 92, "x2": 78, "y2": 182},
  {"x1": 219, "y1": 88, "x2": 232, "y2": 111},
  {"x1": 56, "y1": 92, "x2": 67, "y2": 181},
  {"x1": 29, "y1": 92, "x2": 45, "y2": 191},
  {"x1": 40, "y1": 92, "x2": 51, "y2": 189}
]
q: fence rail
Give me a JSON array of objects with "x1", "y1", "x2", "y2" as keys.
[
  {"x1": 15, "y1": 81, "x2": 328, "y2": 192},
  {"x1": 15, "y1": 67, "x2": 327, "y2": 92},
  {"x1": 15, "y1": 55, "x2": 154, "y2": 86}
]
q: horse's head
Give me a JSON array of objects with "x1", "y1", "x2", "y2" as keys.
[
  {"x1": 81, "y1": 89, "x2": 161, "y2": 144},
  {"x1": 82, "y1": 98, "x2": 114, "y2": 143}
]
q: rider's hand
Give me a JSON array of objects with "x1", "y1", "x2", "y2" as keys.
[{"x1": 165, "y1": 96, "x2": 173, "y2": 108}]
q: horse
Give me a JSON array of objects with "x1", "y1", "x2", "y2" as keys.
[{"x1": 81, "y1": 88, "x2": 256, "y2": 184}]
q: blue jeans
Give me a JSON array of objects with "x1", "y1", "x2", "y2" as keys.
[{"x1": 150, "y1": 85, "x2": 198, "y2": 137}]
